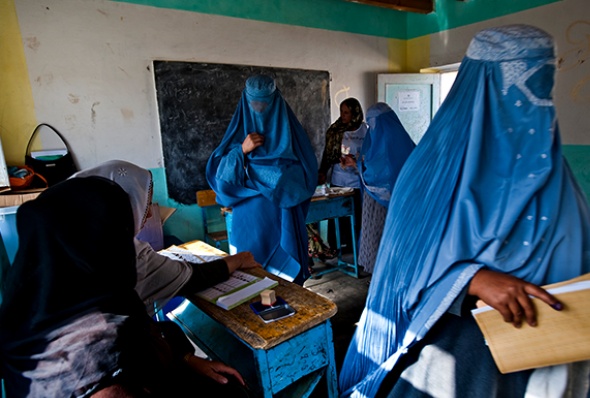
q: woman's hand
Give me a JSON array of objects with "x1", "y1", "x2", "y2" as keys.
[
  {"x1": 242, "y1": 133, "x2": 265, "y2": 155},
  {"x1": 224, "y1": 251, "x2": 261, "y2": 273},
  {"x1": 185, "y1": 355, "x2": 246, "y2": 386},
  {"x1": 468, "y1": 269, "x2": 562, "y2": 328},
  {"x1": 340, "y1": 154, "x2": 357, "y2": 169}
]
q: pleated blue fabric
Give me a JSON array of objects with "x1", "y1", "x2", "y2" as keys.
[
  {"x1": 206, "y1": 75, "x2": 317, "y2": 284},
  {"x1": 339, "y1": 24, "x2": 590, "y2": 397}
]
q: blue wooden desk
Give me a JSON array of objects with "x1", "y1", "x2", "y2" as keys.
[
  {"x1": 306, "y1": 192, "x2": 359, "y2": 278},
  {"x1": 170, "y1": 241, "x2": 339, "y2": 398},
  {"x1": 223, "y1": 193, "x2": 359, "y2": 279}
]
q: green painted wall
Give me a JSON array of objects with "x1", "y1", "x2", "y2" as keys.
[
  {"x1": 150, "y1": 167, "x2": 202, "y2": 243},
  {"x1": 115, "y1": 0, "x2": 407, "y2": 38},
  {"x1": 114, "y1": 0, "x2": 561, "y2": 39},
  {"x1": 407, "y1": 0, "x2": 560, "y2": 38},
  {"x1": 563, "y1": 145, "x2": 590, "y2": 204}
]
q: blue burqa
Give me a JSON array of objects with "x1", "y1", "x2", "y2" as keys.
[
  {"x1": 339, "y1": 25, "x2": 590, "y2": 397},
  {"x1": 206, "y1": 75, "x2": 318, "y2": 284},
  {"x1": 360, "y1": 102, "x2": 416, "y2": 208}
]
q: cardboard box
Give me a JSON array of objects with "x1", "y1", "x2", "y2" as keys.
[{"x1": 0, "y1": 190, "x2": 44, "y2": 207}]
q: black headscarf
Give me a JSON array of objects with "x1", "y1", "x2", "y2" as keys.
[
  {"x1": 0, "y1": 177, "x2": 145, "y2": 395},
  {"x1": 0, "y1": 177, "x2": 141, "y2": 338}
]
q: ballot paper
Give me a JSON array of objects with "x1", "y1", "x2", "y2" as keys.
[
  {"x1": 196, "y1": 271, "x2": 278, "y2": 310},
  {"x1": 159, "y1": 245, "x2": 213, "y2": 263},
  {"x1": 159, "y1": 244, "x2": 278, "y2": 310}
]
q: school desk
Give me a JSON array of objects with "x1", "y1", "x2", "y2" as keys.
[
  {"x1": 168, "y1": 240, "x2": 339, "y2": 398},
  {"x1": 305, "y1": 191, "x2": 359, "y2": 278},
  {"x1": 222, "y1": 191, "x2": 359, "y2": 279}
]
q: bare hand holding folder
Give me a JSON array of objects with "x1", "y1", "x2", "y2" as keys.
[{"x1": 472, "y1": 273, "x2": 590, "y2": 373}]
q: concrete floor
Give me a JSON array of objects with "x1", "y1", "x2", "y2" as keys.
[{"x1": 303, "y1": 258, "x2": 372, "y2": 395}]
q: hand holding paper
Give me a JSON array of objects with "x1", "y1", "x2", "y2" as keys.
[
  {"x1": 472, "y1": 274, "x2": 590, "y2": 373},
  {"x1": 468, "y1": 269, "x2": 562, "y2": 328}
]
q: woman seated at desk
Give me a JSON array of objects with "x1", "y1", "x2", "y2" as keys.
[{"x1": 0, "y1": 177, "x2": 251, "y2": 397}]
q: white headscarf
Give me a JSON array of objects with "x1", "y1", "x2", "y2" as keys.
[
  {"x1": 70, "y1": 160, "x2": 191, "y2": 316},
  {"x1": 71, "y1": 160, "x2": 152, "y2": 235}
]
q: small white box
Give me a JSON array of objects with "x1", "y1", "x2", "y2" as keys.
[{"x1": 260, "y1": 289, "x2": 276, "y2": 306}]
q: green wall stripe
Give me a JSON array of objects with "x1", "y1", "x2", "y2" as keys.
[
  {"x1": 113, "y1": 0, "x2": 560, "y2": 39},
  {"x1": 563, "y1": 145, "x2": 590, "y2": 204},
  {"x1": 113, "y1": 0, "x2": 408, "y2": 39},
  {"x1": 407, "y1": 0, "x2": 562, "y2": 38}
]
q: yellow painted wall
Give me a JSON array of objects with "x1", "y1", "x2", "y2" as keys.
[
  {"x1": 387, "y1": 38, "x2": 406, "y2": 72},
  {"x1": 0, "y1": 0, "x2": 37, "y2": 166},
  {"x1": 406, "y1": 35, "x2": 431, "y2": 73}
]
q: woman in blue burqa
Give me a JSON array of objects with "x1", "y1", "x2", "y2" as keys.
[
  {"x1": 339, "y1": 25, "x2": 590, "y2": 397},
  {"x1": 206, "y1": 74, "x2": 318, "y2": 285},
  {"x1": 357, "y1": 102, "x2": 415, "y2": 274}
]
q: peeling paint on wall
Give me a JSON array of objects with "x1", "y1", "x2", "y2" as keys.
[{"x1": 558, "y1": 20, "x2": 590, "y2": 103}]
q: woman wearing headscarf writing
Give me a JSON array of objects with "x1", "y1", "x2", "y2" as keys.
[
  {"x1": 206, "y1": 75, "x2": 318, "y2": 285},
  {"x1": 71, "y1": 160, "x2": 261, "y2": 317},
  {"x1": 357, "y1": 102, "x2": 415, "y2": 274},
  {"x1": 339, "y1": 25, "x2": 590, "y2": 397}
]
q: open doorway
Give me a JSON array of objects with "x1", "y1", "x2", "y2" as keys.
[
  {"x1": 428, "y1": 62, "x2": 460, "y2": 104},
  {"x1": 377, "y1": 63, "x2": 460, "y2": 143}
]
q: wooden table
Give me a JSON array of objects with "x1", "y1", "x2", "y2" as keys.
[
  {"x1": 306, "y1": 191, "x2": 359, "y2": 278},
  {"x1": 169, "y1": 240, "x2": 339, "y2": 397}
]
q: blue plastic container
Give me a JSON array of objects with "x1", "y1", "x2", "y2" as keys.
[{"x1": 0, "y1": 206, "x2": 19, "y2": 265}]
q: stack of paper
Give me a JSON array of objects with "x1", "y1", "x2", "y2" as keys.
[
  {"x1": 159, "y1": 244, "x2": 279, "y2": 310},
  {"x1": 472, "y1": 276, "x2": 590, "y2": 373},
  {"x1": 215, "y1": 277, "x2": 278, "y2": 310}
]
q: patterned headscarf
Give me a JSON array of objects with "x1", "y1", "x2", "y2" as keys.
[{"x1": 319, "y1": 97, "x2": 364, "y2": 175}]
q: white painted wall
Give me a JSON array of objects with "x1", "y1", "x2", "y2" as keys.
[
  {"x1": 10, "y1": 0, "x2": 589, "y2": 242},
  {"x1": 14, "y1": 0, "x2": 391, "y2": 171},
  {"x1": 427, "y1": 0, "x2": 590, "y2": 144}
]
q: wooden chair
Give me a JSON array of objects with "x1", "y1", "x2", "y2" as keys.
[{"x1": 196, "y1": 189, "x2": 228, "y2": 250}]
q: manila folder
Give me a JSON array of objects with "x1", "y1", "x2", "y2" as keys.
[{"x1": 471, "y1": 275, "x2": 590, "y2": 374}]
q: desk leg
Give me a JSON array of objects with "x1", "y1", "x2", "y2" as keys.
[
  {"x1": 323, "y1": 319, "x2": 339, "y2": 397},
  {"x1": 318, "y1": 217, "x2": 359, "y2": 279},
  {"x1": 339, "y1": 214, "x2": 359, "y2": 278}
]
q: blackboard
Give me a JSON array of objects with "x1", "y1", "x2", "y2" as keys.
[{"x1": 153, "y1": 61, "x2": 331, "y2": 204}]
